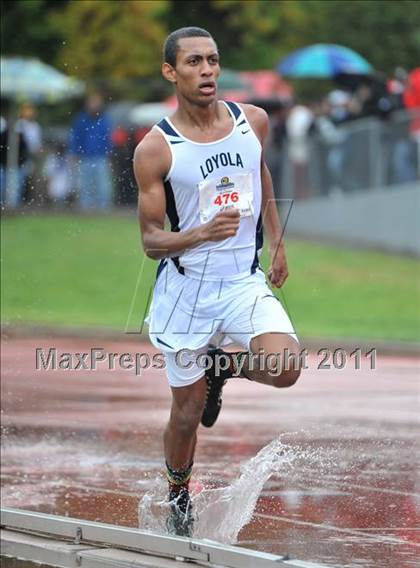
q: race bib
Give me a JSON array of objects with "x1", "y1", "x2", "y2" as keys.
[{"x1": 198, "y1": 171, "x2": 254, "y2": 224}]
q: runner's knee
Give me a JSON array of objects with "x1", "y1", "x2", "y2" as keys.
[
  {"x1": 170, "y1": 404, "x2": 203, "y2": 435},
  {"x1": 271, "y1": 365, "x2": 301, "y2": 388}
]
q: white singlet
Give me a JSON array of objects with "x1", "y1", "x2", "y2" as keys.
[{"x1": 154, "y1": 101, "x2": 263, "y2": 281}]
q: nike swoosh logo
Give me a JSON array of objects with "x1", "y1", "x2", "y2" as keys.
[{"x1": 241, "y1": 129, "x2": 250, "y2": 134}]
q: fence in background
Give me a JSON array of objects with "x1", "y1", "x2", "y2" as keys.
[{"x1": 270, "y1": 109, "x2": 420, "y2": 200}]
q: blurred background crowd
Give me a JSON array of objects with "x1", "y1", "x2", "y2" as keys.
[{"x1": 1, "y1": 0, "x2": 419, "y2": 211}]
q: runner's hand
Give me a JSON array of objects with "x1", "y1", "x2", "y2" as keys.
[
  {"x1": 268, "y1": 243, "x2": 288, "y2": 288},
  {"x1": 201, "y1": 209, "x2": 240, "y2": 242}
]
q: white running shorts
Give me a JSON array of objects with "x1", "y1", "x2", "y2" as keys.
[{"x1": 146, "y1": 259, "x2": 298, "y2": 388}]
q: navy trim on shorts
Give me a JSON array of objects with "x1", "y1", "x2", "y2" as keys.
[{"x1": 156, "y1": 337, "x2": 174, "y2": 349}]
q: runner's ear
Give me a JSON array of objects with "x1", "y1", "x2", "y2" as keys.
[{"x1": 162, "y1": 63, "x2": 177, "y2": 85}]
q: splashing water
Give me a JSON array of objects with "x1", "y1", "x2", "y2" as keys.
[{"x1": 138, "y1": 435, "x2": 308, "y2": 543}]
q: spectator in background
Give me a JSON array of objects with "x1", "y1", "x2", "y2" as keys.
[
  {"x1": 325, "y1": 91, "x2": 351, "y2": 191},
  {"x1": 386, "y1": 67, "x2": 418, "y2": 184},
  {"x1": 17, "y1": 103, "x2": 42, "y2": 155},
  {"x1": 43, "y1": 140, "x2": 72, "y2": 206},
  {"x1": 348, "y1": 83, "x2": 374, "y2": 118},
  {"x1": 328, "y1": 90, "x2": 351, "y2": 124},
  {"x1": 15, "y1": 103, "x2": 43, "y2": 203},
  {"x1": 0, "y1": 116, "x2": 29, "y2": 208},
  {"x1": 388, "y1": 67, "x2": 408, "y2": 110},
  {"x1": 285, "y1": 103, "x2": 314, "y2": 198},
  {"x1": 404, "y1": 68, "x2": 420, "y2": 137},
  {"x1": 387, "y1": 67, "x2": 420, "y2": 185},
  {"x1": 266, "y1": 105, "x2": 288, "y2": 197},
  {"x1": 0, "y1": 116, "x2": 7, "y2": 205},
  {"x1": 312, "y1": 98, "x2": 347, "y2": 194},
  {"x1": 69, "y1": 93, "x2": 113, "y2": 210},
  {"x1": 348, "y1": 80, "x2": 395, "y2": 120}
]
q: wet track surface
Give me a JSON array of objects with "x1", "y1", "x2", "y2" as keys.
[{"x1": 1, "y1": 337, "x2": 419, "y2": 567}]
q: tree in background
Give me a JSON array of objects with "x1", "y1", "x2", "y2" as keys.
[
  {"x1": 304, "y1": 0, "x2": 420, "y2": 75},
  {"x1": 49, "y1": 0, "x2": 168, "y2": 80},
  {"x1": 166, "y1": 0, "x2": 420, "y2": 74},
  {"x1": 2, "y1": 0, "x2": 419, "y2": 82},
  {"x1": 165, "y1": 0, "x2": 308, "y2": 70},
  {"x1": 1, "y1": 0, "x2": 66, "y2": 65}
]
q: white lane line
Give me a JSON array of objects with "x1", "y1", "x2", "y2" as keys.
[
  {"x1": 348, "y1": 527, "x2": 420, "y2": 531},
  {"x1": 321, "y1": 482, "x2": 419, "y2": 498},
  {"x1": 296, "y1": 477, "x2": 420, "y2": 498},
  {"x1": 255, "y1": 513, "x2": 419, "y2": 546},
  {"x1": 55, "y1": 483, "x2": 139, "y2": 498},
  {"x1": 285, "y1": 560, "x2": 333, "y2": 568},
  {"x1": 265, "y1": 482, "x2": 419, "y2": 498}
]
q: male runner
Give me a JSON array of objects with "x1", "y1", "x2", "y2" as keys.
[{"x1": 134, "y1": 27, "x2": 302, "y2": 537}]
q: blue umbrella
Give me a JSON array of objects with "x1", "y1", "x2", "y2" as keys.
[{"x1": 277, "y1": 44, "x2": 373, "y2": 78}]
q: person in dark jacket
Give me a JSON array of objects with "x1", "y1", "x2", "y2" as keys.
[
  {"x1": 69, "y1": 94, "x2": 113, "y2": 210},
  {"x1": 0, "y1": 116, "x2": 29, "y2": 207}
]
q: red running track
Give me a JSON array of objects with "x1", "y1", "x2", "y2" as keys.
[{"x1": 1, "y1": 336, "x2": 419, "y2": 568}]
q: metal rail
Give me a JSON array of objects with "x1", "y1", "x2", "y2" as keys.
[{"x1": 1, "y1": 507, "x2": 329, "y2": 568}]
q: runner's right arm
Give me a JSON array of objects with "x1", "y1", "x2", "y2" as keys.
[{"x1": 134, "y1": 130, "x2": 240, "y2": 260}]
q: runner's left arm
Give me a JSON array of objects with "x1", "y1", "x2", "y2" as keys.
[{"x1": 244, "y1": 105, "x2": 289, "y2": 288}]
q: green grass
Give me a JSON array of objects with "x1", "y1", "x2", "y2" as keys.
[{"x1": 1, "y1": 214, "x2": 419, "y2": 342}]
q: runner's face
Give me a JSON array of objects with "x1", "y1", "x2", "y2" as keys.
[{"x1": 172, "y1": 37, "x2": 220, "y2": 105}]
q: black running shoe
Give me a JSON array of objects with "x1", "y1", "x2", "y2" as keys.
[
  {"x1": 201, "y1": 347, "x2": 232, "y2": 428},
  {"x1": 166, "y1": 488, "x2": 194, "y2": 537}
]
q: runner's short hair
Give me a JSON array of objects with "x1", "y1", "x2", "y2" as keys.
[{"x1": 163, "y1": 27, "x2": 214, "y2": 67}]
